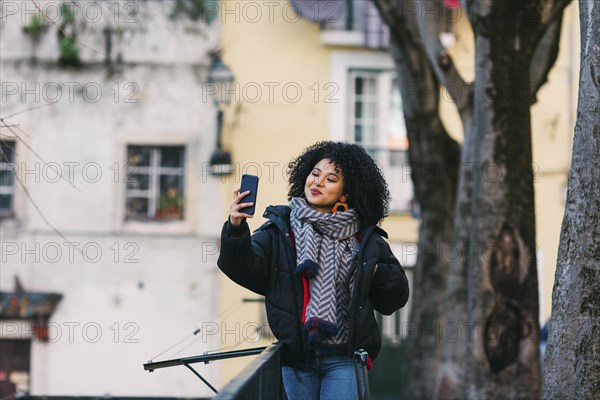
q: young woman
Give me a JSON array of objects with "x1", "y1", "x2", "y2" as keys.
[{"x1": 218, "y1": 141, "x2": 409, "y2": 399}]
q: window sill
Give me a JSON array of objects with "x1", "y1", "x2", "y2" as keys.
[{"x1": 320, "y1": 30, "x2": 364, "y2": 47}]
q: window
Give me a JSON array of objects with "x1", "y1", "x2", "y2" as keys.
[
  {"x1": 351, "y1": 72, "x2": 378, "y2": 145},
  {"x1": 125, "y1": 145, "x2": 185, "y2": 221},
  {"x1": 322, "y1": 0, "x2": 365, "y2": 32},
  {"x1": 348, "y1": 70, "x2": 414, "y2": 213},
  {"x1": 0, "y1": 140, "x2": 16, "y2": 218}
]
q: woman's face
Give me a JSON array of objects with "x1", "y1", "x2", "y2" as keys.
[{"x1": 304, "y1": 158, "x2": 344, "y2": 213}]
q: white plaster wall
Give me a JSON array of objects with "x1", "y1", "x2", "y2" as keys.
[
  {"x1": 15, "y1": 234, "x2": 222, "y2": 397},
  {"x1": 1, "y1": 0, "x2": 226, "y2": 396}
]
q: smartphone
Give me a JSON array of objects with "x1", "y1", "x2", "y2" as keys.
[{"x1": 239, "y1": 174, "x2": 259, "y2": 215}]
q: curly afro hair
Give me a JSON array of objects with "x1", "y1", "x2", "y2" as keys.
[{"x1": 286, "y1": 141, "x2": 390, "y2": 227}]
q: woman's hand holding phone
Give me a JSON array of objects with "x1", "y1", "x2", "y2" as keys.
[{"x1": 229, "y1": 187, "x2": 254, "y2": 227}]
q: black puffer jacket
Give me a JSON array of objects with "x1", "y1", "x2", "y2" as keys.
[{"x1": 217, "y1": 205, "x2": 409, "y2": 368}]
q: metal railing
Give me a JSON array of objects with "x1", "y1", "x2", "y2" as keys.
[
  {"x1": 320, "y1": 0, "x2": 390, "y2": 49},
  {"x1": 213, "y1": 342, "x2": 285, "y2": 400},
  {"x1": 142, "y1": 343, "x2": 283, "y2": 399}
]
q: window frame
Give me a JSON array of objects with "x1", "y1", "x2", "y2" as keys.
[
  {"x1": 0, "y1": 140, "x2": 17, "y2": 219},
  {"x1": 125, "y1": 145, "x2": 186, "y2": 222}
]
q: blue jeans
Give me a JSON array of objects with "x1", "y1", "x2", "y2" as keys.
[{"x1": 282, "y1": 355, "x2": 364, "y2": 400}]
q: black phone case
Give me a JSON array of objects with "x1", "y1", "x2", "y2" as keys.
[{"x1": 239, "y1": 174, "x2": 259, "y2": 215}]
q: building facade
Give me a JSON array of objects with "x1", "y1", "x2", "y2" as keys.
[{"x1": 1, "y1": 0, "x2": 225, "y2": 397}]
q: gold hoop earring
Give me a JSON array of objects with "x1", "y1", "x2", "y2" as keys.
[{"x1": 332, "y1": 195, "x2": 349, "y2": 213}]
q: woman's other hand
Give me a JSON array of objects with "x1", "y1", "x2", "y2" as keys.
[{"x1": 229, "y1": 187, "x2": 254, "y2": 227}]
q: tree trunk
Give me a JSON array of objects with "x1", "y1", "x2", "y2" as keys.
[
  {"x1": 437, "y1": 4, "x2": 543, "y2": 399},
  {"x1": 542, "y1": 1, "x2": 600, "y2": 398}
]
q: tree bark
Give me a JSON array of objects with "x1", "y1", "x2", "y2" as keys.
[
  {"x1": 437, "y1": 2, "x2": 550, "y2": 396},
  {"x1": 542, "y1": 1, "x2": 600, "y2": 398}
]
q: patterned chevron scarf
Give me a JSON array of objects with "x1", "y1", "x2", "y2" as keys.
[{"x1": 289, "y1": 197, "x2": 360, "y2": 346}]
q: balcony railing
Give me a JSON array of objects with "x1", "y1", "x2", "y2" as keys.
[
  {"x1": 142, "y1": 342, "x2": 283, "y2": 399},
  {"x1": 214, "y1": 342, "x2": 285, "y2": 400},
  {"x1": 320, "y1": 0, "x2": 390, "y2": 49}
]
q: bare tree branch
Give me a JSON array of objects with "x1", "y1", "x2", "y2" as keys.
[
  {"x1": 371, "y1": 0, "x2": 422, "y2": 70},
  {"x1": 374, "y1": 1, "x2": 473, "y2": 124},
  {"x1": 414, "y1": 0, "x2": 472, "y2": 120},
  {"x1": 541, "y1": 0, "x2": 573, "y2": 27},
  {"x1": 2, "y1": 103, "x2": 54, "y2": 121},
  {"x1": 530, "y1": 17, "x2": 564, "y2": 102},
  {"x1": 372, "y1": 0, "x2": 439, "y2": 113},
  {"x1": 440, "y1": 52, "x2": 474, "y2": 114}
]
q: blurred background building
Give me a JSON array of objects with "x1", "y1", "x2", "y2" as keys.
[
  {"x1": 1, "y1": 0, "x2": 224, "y2": 397},
  {"x1": 0, "y1": 0, "x2": 579, "y2": 398}
]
